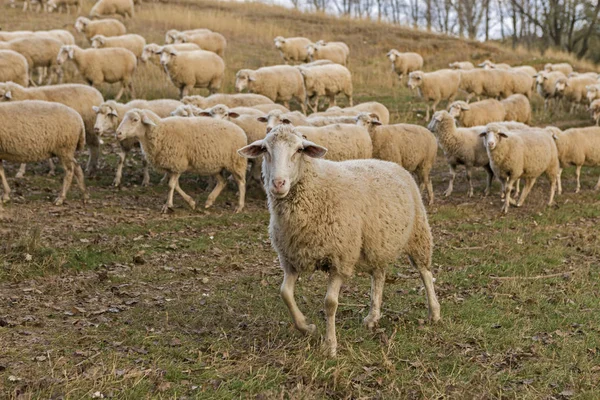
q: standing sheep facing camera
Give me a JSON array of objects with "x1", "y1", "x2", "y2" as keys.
[
  {"x1": 235, "y1": 66, "x2": 307, "y2": 114},
  {"x1": 274, "y1": 36, "x2": 312, "y2": 64},
  {"x1": 0, "y1": 50, "x2": 29, "y2": 86},
  {"x1": 298, "y1": 63, "x2": 353, "y2": 112},
  {"x1": 116, "y1": 109, "x2": 247, "y2": 213},
  {"x1": 408, "y1": 70, "x2": 461, "y2": 121},
  {"x1": 552, "y1": 127, "x2": 600, "y2": 194},
  {"x1": 387, "y1": 50, "x2": 423, "y2": 81},
  {"x1": 501, "y1": 94, "x2": 531, "y2": 124},
  {"x1": 172, "y1": 31, "x2": 227, "y2": 57},
  {"x1": 160, "y1": 46, "x2": 224, "y2": 99},
  {"x1": 238, "y1": 124, "x2": 440, "y2": 358},
  {"x1": 89, "y1": 0, "x2": 134, "y2": 19},
  {"x1": 74, "y1": 17, "x2": 126, "y2": 42},
  {"x1": 91, "y1": 34, "x2": 146, "y2": 58}
]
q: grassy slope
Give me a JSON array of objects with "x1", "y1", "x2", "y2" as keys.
[{"x1": 1, "y1": 1, "x2": 600, "y2": 399}]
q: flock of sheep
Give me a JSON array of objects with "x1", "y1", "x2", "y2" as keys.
[{"x1": 1, "y1": 0, "x2": 600, "y2": 357}]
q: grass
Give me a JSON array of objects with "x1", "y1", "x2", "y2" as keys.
[{"x1": 1, "y1": 0, "x2": 600, "y2": 398}]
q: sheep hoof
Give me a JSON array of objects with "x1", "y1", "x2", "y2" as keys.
[
  {"x1": 112, "y1": 181, "x2": 121, "y2": 188},
  {"x1": 302, "y1": 323, "x2": 316, "y2": 336},
  {"x1": 141, "y1": 180, "x2": 150, "y2": 187},
  {"x1": 234, "y1": 206, "x2": 244, "y2": 214},
  {"x1": 575, "y1": 188, "x2": 580, "y2": 194},
  {"x1": 54, "y1": 198, "x2": 64, "y2": 206},
  {"x1": 443, "y1": 190, "x2": 452, "y2": 197},
  {"x1": 322, "y1": 342, "x2": 337, "y2": 358},
  {"x1": 15, "y1": 173, "x2": 25, "y2": 179},
  {"x1": 161, "y1": 204, "x2": 174, "y2": 214},
  {"x1": 363, "y1": 317, "x2": 378, "y2": 330},
  {"x1": 189, "y1": 201, "x2": 196, "y2": 211}
]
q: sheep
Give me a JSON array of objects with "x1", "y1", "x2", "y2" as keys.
[
  {"x1": 57, "y1": 45, "x2": 136, "y2": 101},
  {"x1": 258, "y1": 109, "x2": 311, "y2": 132},
  {"x1": 552, "y1": 127, "x2": 600, "y2": 194},
  {"x1": 589, "y1": 99, "x2": 600, "y2": 126},
  {"x1": 294, "y1": 124, "x2": 372, "y2": 162},
  {"x1": 356, "y1": 112, "x2": 437, "y2": 205},
  {"x1": 544, "y1": 63, "x2": 573, "y2": 77},
  {"x1": 0, "y1": 82, "x2": 104, "y2": 175},
  {"x1": 172, "y1": 31, "x2": 227, "y2": 57},
  {"x1": 310, "y1": 102, "x2": 390, "y2": 125},
  {"x1": 408, "y1": 70, "x2": 461, "y2": 121},
  {"x1": 306, "y1": 114, "x2": 360, "y2": 126},
  {"x1": 165, "y1": 29, "x2": 211, "y2": 44},
  {"x1": 0, "y1": 100, "x2": 88, "y2": 206},
  {"x1": 479, "y1": 60, "x2": 511, "y2": 70},
  {"x1": 89, "y1": 0, "x2": 134, "y2": 19},
  {"x1": 0, "y1": 36, "x2": 64, "y2": 85},
  {"x1": 458, "y1": 69, "x2": 503, "y2": 102},
  {"x1": 274, "y1": 36, "x2": 312, "y2": 64},
  {"x1": 306, "y1": 43, "x2": 346, "y2": 66},
  {"x1": 298, "y1": 60, "x2": 334, "y2": 68},
  {"x1": 298, "y1": 63, "x2": 352, "y2": 112},
  {"x1": 480, "y1": 123, "x2": 559, "y2": 213},
  {"x1": 251, "y1": 103, "x2": 289, "y2": 113},
  {"x1": 503, "y1": 70, "x2": 534, "y2": 98},
  {"x1": 447, "y1": 99, "x2": 506, "y2": 128},
  {"x1": 500, "y1": 94, "x2": 532, "y2": 124},
  {"x1": 535, "y1": 70, "x2": 566, "y2": 111},
  {"x1": 569, "y1": 72, "x2": 598, "y2": 79},
  {"x1": 314, "y1": 40, "x2": 350, "y2": 63},
  {"x1": 140, "y1": 43, "x2": 200, "y2": 64},
  {"x1": 197, "y1": 104, "x2": 263, "y2": 119},
  {"x1": 235, "y1": 66, "x2": 307, "y2": 114},
  {"x1": 427, "y1": 110, "x2": 493, "y2": 197},
  {"x1": 46, "y1": 0, "x2": 80, "y2": 14},
  {"x1": 449, "y1": 61, "x2": 475, "y2": 70},
  {"x1": 0, "y1": 50, "x2": 29, "y2": 86},
  {"x1": 0, "y1": 30, "x2": 74, "y2": 45},
  {"x1": 74, "y1": 17, "x2": 126, "y2": 42},
  {"x1": 93, "y1": 99, "x2": 182, "y2": 186},
  {"x1": 115, "y1": 109, "x2": 247, "y2": 213},
  {"x1": 237, "y1": 124, "x2": 440, "y2": 357},
  {"x1": 387, "y1": 50, "x2": 423, "y2": 81},
  {"x1": 512, "y1": 65, "x2": 537, "y2": 77},
  {"x1": 181, "y1": 93, "x2": 274, "y2": 109},
  {"x1": 554, "y1": 76, "x2": 597, "y2": 112},
  {"x1": 586, "y1": 84, "x2": 600, "y2": 103},
  {"x1": 159, "y1": 47, "x2": 224, "y2": 98},
  {"x1": 91, "y1": 34, "x2": 146, "y2": 58}
]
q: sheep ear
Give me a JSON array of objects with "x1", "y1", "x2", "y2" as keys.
[
  {"x1": 108, "y1": 109, "x2": 118, "y2": 117},
  {"x1": 461, "y1": 104, "x2": 470, "y2": 111},
  {"x1": 281, "y1": 118, "x2": 292, "y2": 124},
  {"x1": 301, "y1": 140, "x2": 327, "y2": 158},
  {"x1": 499, "y1": 132, "x2": 508, "y2": 138},
  {"x1": 238, "y1": 140, "x2": 266, "y2": 158},
  {"x1": 92, "y1": 105, "x2": 99, "y2": 113},
  {"x1": 478, "y1": 131, "x2": 487, "y2": 137},
  {"x1": 4, "y1": 91, "x2": 12, "y2": 100},
  {"x1": 141, "y1": 114, "x2": 156, "y2": 126},
  {"x1": 552, "y1": 133, "x2": 559, "y2": 140},
  {"x1": 68, "y1": 47, "x2": 74, "y2": 59},
  {"x1": 257, "y1": 116, "x2": 268, "y2": 123},
  {"x1": 198, "y1": 111, "x2": 211, "y2": 117},
  {"x1": 227, "y1": 112, "x2": 240, "y2": 119},
  {"x1": 369, "y1": 113, "x2": 380, "y2": 120}
]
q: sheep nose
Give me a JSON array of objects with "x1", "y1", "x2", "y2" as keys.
[
  {"x1": 272, "y1": 178, "x2": 286, "y2": 190},
  {"x1": 94, "y1": 127, "x2": 100, "y2": 134}
]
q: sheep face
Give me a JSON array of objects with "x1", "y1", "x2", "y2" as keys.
[
  {"x1": 590, "y1": 100, "x2": 600, "y2": 121},
  {"x1": 305, "y1": 44, "x2": 316, "y2": 58},
  {"x1": 354, "y1": 112, "x2": 381, "y2": 129},
  {"x1": 205, "y1": 104, "x2": 229, "y2": 119},
  {"x1": 386, "y1": 50, "x2": 398, "y2": 63},
  {"x1": 257, "y1": 111, "x2": 291, "y2": 132},
  {"x1": 172, "y1": 33, "x2": 187, "y2": 44},
  {"x1": 448, "y1": 101, "x2": 469, "y2": 118},
  {"x1": 586, "y1": 85, "x2": 600, "y2": 103},
  {"x1": 274, "y1": 36, "x2": 285, "y2": 49},
  {"x1": 427, "y1": 110, "x2": 451, "y2": 133},
  {"x1": 90, "y1": 36, "x2": 105, "y2": 48},
  {"x1": 479, "y1": 60, "x2": 494, "y2": 69},
  {"x1": 235, "y1": 70, "x2": 254, "y2": 93},
  {"x1": 93, "y1": 105, "x2": 119, "y2": 135},
  {"x1": 479, "y1": 125, "x2": 508, "y2": 151},
  {"x1": 407, "y1": 72, "x2": 423, "y2": 90},
  {"x1": 544, "y1": 63, "x2": 553, "y2": 72},
  {"x1": 238, "y1": 125, "x2": 327, "y2": 198},
  {"x1": 74, "y1": 17, "x2": 88, "y2": 32},
  {"x1": 116, "y1": 110, "x2": 155, "y2": 141},
  {"x1": 160, "y1": 47, "x2": 178, "y2": 66},
  {"x1": 554, "y1": 78, "x2": 568, "y2": 95},
  {"x1": 141, "y1": 44, "x2": 160, "y2": 62},
  {"x1": 47, "y1": 0, "x2": 58, "y2": 12},
  {"x1": 170, "y1": 105, "x2": 195, "y2": 117},
  {"x1": 56, "y1": 46, "x2": 74, "y2": 65},
  {"x1": 165, "y1": 30, "x2": 178, "y2": 44}
]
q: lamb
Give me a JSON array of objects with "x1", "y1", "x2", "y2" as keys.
[
  {"x1": 500, "y1": 94, "x2": 531, "y2": 124},
  {"x1": 535, "y1": 70, "x2": 566, "y2": 110},
  {"x1": 554, "y1": 76, "x2": 597, "y2": 112},
  {"x1": 306, "y1": 43, "x2": 347, "y2": 66},
  {"x1": 408, "y1": 70, "x2": 461, "y2": 120},
  {"x1": 310, "y1": 102, "x2": 390, "y2": 125},
  {"x1": 0, "y1": 82, "x2": 104, "y2": 175},
  {"x1": 544, "y1": 63, "x2": 573, "y2": 77},
  {"x1": 298, "y1": 63, "x2": 353, "y2": 112},
  {"x1": 46, "y1": 0, "x2": 81, "y2": 14},
  {"x1": 449, "y1": 61, "x2": 475, "y2": 70},
  {"x1": 172, "y1": 31, "x2": 227, "y2": 57},
  {"x1": 0, "y1": 100, "x2": 88, "y2": 206},
  {"x1": 258, "y1": 109, "x2": 310, "y2": 132},
  {"x1": 427, "y1": 110, "x2": 493, "y2": 197},
  {"x1": 74, "y1": 17, "x2": 126, "y2": 42},
  {"x1": 552, "y1": 127, "x2": 600, "y2": 194},
  {"x1": 0, "y1": 36, "x2": 64, "y2": 85},
  {"x1": 387, "y1": 50, "x2": 423, "y2": 81},
  {"x1": 479, "y1": 60, "x2": 511, "y2": 70},
  {"x1": 160, "y1": 46, "x2": 224, "y2": 99},
  {"x1": 181, "y1": 93, "x2": 274, "y2": 109},
  {"x1": 89, "y1": 0, "x2": 134, "y2": 19},
  {"x1": 93, "y1": 99, "x2": 182, "y2": 186},
  {"x1": 356, "y1": 112, "x2": 437, "y2": 205},
  {"x1": 589, "y1": 99, "x2": 600, "y2": 126},
  {"x1": 447, "y1": 99, "x2": 506, "y2": 128},
  {"x1": 274, "y1": 36, "x2": 312, "y2": 64},
  {"x1": 165, "y1": 29, "x2": 211, "y2": 44},
  {"x1": 237, "y1": 124, "x2": 440, "y2": 357},
  {"x1": 57, "y1": 45, "x2": 136, "y2": 101},
  {"x1": 0, "y1": 50, "x2": 29, "y2": 86},
  {"x1": 140, "y1": 43, "x2": 200, "y2": 64},
  {"x1": 115, "y1": 109, "x2": 247, "y2": 213},
  {"x1": 480, "y1": 123, "x2": 559, "y2": 213},
  {"x1": 91, "y1": 34, "x2": 146, "y2": 58},
  {"x1": 586, "y1": 84, "x2": 600, "y2": 103},
  {"x1": 235, "y1": 66, "x2": 307, "y2": 114}
]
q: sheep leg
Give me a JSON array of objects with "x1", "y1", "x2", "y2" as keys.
[
  {"x1": 408, "y1": 243, "x2": 441, "y2": 322},
  {"x1": 113, "y1": 149, "x2": 127, "y2": 187},
  {"x1": 363, "y1": 269, "x2": 385, "y2": 330},
  {"x1": 86, "y1": 144, "x2": 100, "y2": 176},
  {"x1": 162, "y1": 173, "x2": 179, "y2": 213},
  {"x1": 204, "y1": 172, "x2": 227, "y2": 209},
  {"x1": 231, "y1": 171, "x2": 246, "y2": 213},
  {"x1": 280, "y1": 268, "x2": 315, "y2": 335},
  {"x1": 328, "y1": 94, "x2": 336, "y2": 109},
  {"x1": 465, "y1": 166, "x2": 474, "y2": 198},
  {"x1": 180, "y1": 85, "x2": 192, "y2": 99},
  {"x1": 575, "y1": 165, "x2": 582, "y2": 193},
  {"x1": 502, "y1": 179, "x2": 517, "y2": 214},
  {"x1": 48, "y1": 159, "x2": 56, "y2": 176},
  {"x1": 516, "y1": 177, "x2": 537, "y2": 207},
  {"x1": 0, "y1": 162, "x2": 11, "y2": 202},
  {"x1": 115, "y1": 85, "x2": 125, "y2": 101},
  {"x1": 483, "y1": 164, "x2": 493, "y2": 196},
  {"x1": 444, "y1": 164, "x2": 457, "y2": 197},
  {"x1": 73, "y1": 161, "x2": 89, "y2": 204},
  {"x1": 424, "y1": 104, "x2": 430, "y2": 121},
  {"x1": 175, "y1": 181, "x2": 196, "y2": 210},
  {"x1": 141, "y1": 158, "x2": 150, "y2": 187},
  {"x1": 557, "y1": 168, "x2": 563, "y2": 195},
  {"x1": 128, "y1": 81, "x2": 136, "y2": 99},
  {"x1": 324, "y1": 273, "x2": 343, "y2": 358},
  {"x1": 36, "y1": 67, "x2": 45, "y2": 86},
  {"x1": 547, "y1": 172, "x2": 557, "y2": 206},
  {"x1": 348, "y1": 93, "x2": 353, "y2": 107},
  {"x1": 594, "y1": 175, "x2": 600, "y2": 191},
  {"x1": 54, "y1": 159, "x2": 75, "y2": 206},
  {"x1": 16, "y1": 164, "x2": 27, "y2": 179}
]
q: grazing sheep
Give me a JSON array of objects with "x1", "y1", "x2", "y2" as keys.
[
  {"x1": 479, "y1": 60, "x2": 511, "y2": 70},
  {"x1": 74, "y1": 17, "x2": 126, "y2": 42},
  {"x1": 554, "y1": 76, "x2": 597, "y2": 112},
  {"x1": 448, "y1": 99, "x2": 506, "y2": 128},
  {"x1": 89, "y1": 0, "x2": 134, "y2": 19},
  {"x1": 115, "y1": 109, "x2": 247, "y2": 213},
  {"x1": 0, "y1": 36, "x2": 63, "y2": 85},
  {"x1": 427, "y1": 110, "x2": 492, "y2": 197},
  {"x1": 160, "y1": 47, "x2": 224, "y2": 99},
  {"x1": 182, "y1": 93, "x2": 274, "y2": 109},
  {"x1": 93, "y1": 99, "x2": 182, "y2": 186},
  {"x1": 356, "y1": 112, "x2": 437, "y2": 205},
  {"x1": 501, "y1": 94, "x2": 532, "y2": 124},
  {"x1": 91, "y1": 34, "x2": 146, "y2": 58},
  {"x1": 306, "y1": 43, "x2": 346, "y2": 66},
  {"x1": 298, "y1": 63, "x2": 352, "y2": 112},
  {"x1": 544, "y1": 63, "x2": 573, "y2": 77},
  {"x1": 274, "y1": 36, "x2": 312, "y2": 64},
  {"x1": 0, "y1": 50, "x2": 29, "y2": 86},
  {"x1": 0, "y1": 100, "x2": 88, "y2": 206},
  {"x1": 480, "y1": 123, "x2": 559, "y2": 213},
  {"x1": 449, "y1": 61, "x2": 475, "y2": 70},
  {"x1": 258, "y1": 110, "x2": 310, "y2": 132},
  {"x1": 535, "y1": 70, "x2": 566, "y2": 111},
  {"x1": 589, "y1": 99, "x2": 600, "y2": 126},
  {"x1": 172, "y1": 31, "x2": 227, "y2": 57},
  {"x1": 310, "y1": 102, "x2": 390, "y2": 125},
  {"x1": 586, "y1": 84, "x2": 600, "y2": 103},
  {"x1": 408, "y1": 70, "x2": 461, "y2": 120},
  {"x1": 57, "y1": 45, "x2": 136, "y2": 101},
  {"x1": 0, "y1": 82, "x2": 104, "y2": 175},
  {"x1": 237, "y1": 124, "x2": 440, "y2": 357},
  {"x1": 387, "y1": 50, "x2": 423, "y2": 81},
  {"x1": 46, "y1": 0, "x2": 80, "y2": 14},
  {"x1": 140, "y1": 43, "x2": 200, "y2": 64},
  {"x1": 165, "y1": 29, "x2": 211, "y2": 44},
  {"x1": 552, "y1": 127, "x2": 600, "y2": 193},
  {"x1": 235, "y1": 66, "x2": 307, "y2": 114}
]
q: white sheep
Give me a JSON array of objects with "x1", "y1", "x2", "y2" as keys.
[
  {"x1": 46, "y1": 0, "x2": 80, "y2": 14},
  {"x1": 0, "y1": 100, "x2": 88, "y2": 206},
  {"x1": 554, "y1": 76, "x2": 597, "y2": 112},
  {"x1": 479, "y1": 60, "x2": 511, "y2": 70},
  {"x1": 387, "y1": 50, "x2": 423, "y2": 81},
  {"x1": 274, "y1": 36, "x2": 312, "y2": 64},
  {"x1": 480, "y1": 123, "x2": 559, "y2": 213},
  {"x1": 447, "y1": 99, "x2": 506, "y2": 128},
  {"x1": 0, "y1": 36, "x2": 64, "y2": 85},
  {"x1": 74, "y1": 17, "x2": 126, "y2": 42},
  {"x1": 544, "y1": 63, "x2": 573, "y2": 76},
  {"x1": 586, "y1": 84, "x2": 600, "y2": 104},
  {"x1": 181, "y1": 93, "x2": 274, "y2": 109},
  {"x1": 500, "y1": 94, "x2": 531, "y2": 124},
  {"x1": 160, "y1": 47, "x2": 225, "y2": 98},
  {"x1": 408, "y1": 70, "x2": 461, "y2": 120},
  {"x1": 306, "y1": 43, "x2": 346, "y2": 66},
  {"x1": 235, "y1": 66, "x2": 307, "y2": 114},
  {"x1": 172, "y1": 31, "x2": 227, "y2": 57},
  {"x1": 458, "y1": 69, "x2": 504, "y2": 102},
  {"x1": 552, "y1": 127, "x2": 600, "y2": 194},
  {"x1": 237, "y1": 124, "x2": 440, "y2": 357},
  {"x1": 115, "y1": 109, "x2": 247, "y2": 213},
  {"x1": 91, "y1": 34, "x2": 146, "y2": 58},
  {"x1": 57, "y1": 45, "x2": 137, "y2": 101},
  {"x1": 314, "y1": 40, "x2": 349, "y2": 63},
  {"x1": 165, "y1": 29, "x2": 211, "y2": 44},
  {"x1": 298, "y1": 63, "x2": 353, "y2": 112},
  {"x1": 90, "y1": 0, "x2": 134, "y2": 19},
  {"x1": 310, "y1": 102, "x2": 390, "y2": 125},
  {"x1": 140, "y1": 43, "x2": 200, "y2": 64},
  {"x1": 0, "y1": 50, "x2": 29, "y2": 86},
  {"x1": 449, "y1": 61, "x2": 474, "y2": 70},
  {"x1": 258, "y1": 109, "x2": 310, "y2": 132},
  {"x1": 589, "y1": 99, "x2": 600, "y2": 126},
  {"x1": 535, "y1": 70, "x2": 566, "y2": 111},
  {"x1": 294, "y1": 124, "x2": 372, "y2": 161}
]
